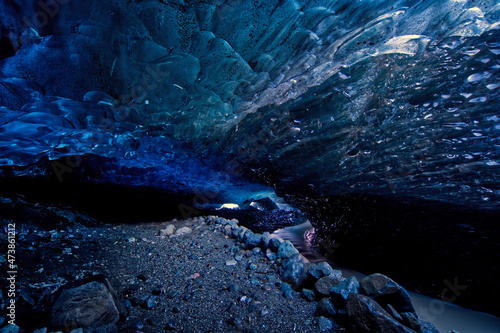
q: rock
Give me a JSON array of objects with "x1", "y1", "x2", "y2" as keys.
[
  {"x1": 385, "y1": 304, "x2": 404, "y2": 323},
  {"x1": 317, "y1": 316, "x2": 333, "y2": 332},
  {"x1": 165, "y1": 318, "x2": 177, "y2": 330},
  {"x1": 277, "y1": 240, "x2": 299, "y2": 260},
  {"x1": 345, "y1": 293, "x2": 416, "y2": 333},
  {"x1": 281, "y1": 282, "x2": 294, "y2": 299},
  {"x1": 32, "y1": 328, "x2": 48, "y2": 333},
  {"x1": 251, "y1": 247, "x2": 263, "y2": 256},
  {"x1": 174, "y1": 227, "x2": 192, "y2": 237},
  {"x1": 247, "y1": 262, "x2": 257, "y2": 270},
  {"x1": 315, "y1": 297, "x2": 337, "y2": 318},
  {"x1": 164, "y1": 224, "x2": 176, "y2": 235},
  {"x1": 228, "y1": 284, "x2": 240, "y2": 292},
  {"x1": 279, "y1": 257, "x2": 305, "y2": 289},
  {"x1": 315, "y1": 275, "x2": 343, "y2": 296},
  {"x1": 265, "y1": 248, "x2": 276, "y2": 261},
  {"x1": 226, "y1": 259, "x2": 237, "y2": 266},
  {"x1": 51, "y1": 275, "x2": 125, "y2": 330},
  {"x1": 0, "y1": 325, "x2": 20, "y2": 333},
  {"x1": 317, "y1": 262, "x2": 338, "y2": 277},
  {"x1": 143, "y1": 295, "x2": 156, "y2": 309},
  {"x1": 302, "y1": 288, "x2": 316, "y2": 301},
  {"x1": 330, "y1": 276, "x2": 360, "y2": 302},
  {"x1": 137, "y1": 273, "x2": 149, "y2": 281},
  {"x1": 268, "y1": 237, "x2": 283, "y2": 251},
  {"x1": 261, "y1": 232, "x2": 271, "y2": 249},
  {"x1": 400, "y1": 312, "x2": 440, "y2": 333},
  {"x1": 246, "y1": 233, "x2": 262, "y2": 249},
  {"x1": 69, "y1": 329, "x2": 83, "y2": 333},
  {"x1": 359, "y1": 273, "x2": 415, "y2": 313}
]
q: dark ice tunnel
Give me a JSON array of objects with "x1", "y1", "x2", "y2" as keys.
[{"x1": 1, "y1": 0, "x2": 500, "y2": 321}]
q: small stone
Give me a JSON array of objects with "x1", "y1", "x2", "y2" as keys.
[
  {"x1": 246, "y1": 233, "x2": 263, "y2": 248},
  {"x1": 330, "y1": 276, "x2": 360, "y2": 302},
  {"x1": 302, "y1": 289, "x2": 316, "y2": 301},
  {"x1": 165, "y1": 318, "x2": 177, "y2": 330},
  {"x1": 69, "y1": 328, "x2": 83, "y2": 333},
  {"x1": 152, "y1": 285, "x2": 165, "y2": 295},
  {"x1": 228, "y1": 284, "x2": 240, "y2": 292},
  {"x1": 247, "y1": 262, "x2": 257, "y2": 270},
  {"x1": 174, "y1": 227, "x2": 192, "y2": 237},
  {"x1": 134, "y1": 320, "x2": 145, "y2": 330},
  {"x1": 316, "y1": 297, "x2": 337, "y2": 318},
  {"x1": 315, "y1": 275, "x2": 343, "y2": 296},
  {"x1": 166, "y1": 291, "x2": 180, "y2": 299},
  {"x1": 269, "y1": 237, "x2": 283, "y2": 251},
  {"x1": 172, "y1": 306, "x2": 181, "y2": 313},
  {"x1": 251, "y1": 247, "x2": 263, "y2": 256},
  {"x1": 143, "y1": 295, "x2": 156, "y2": 309},
  {"x1": 265, "y1": 248, "x2": 276, "y2": 261},
  {"x1": 277, "y1": 240, "x2": 299, "y2": 260},
  {"x1": 261, "y1": 232, "x2": 271, "y2": 249},
  {"x1": 318, "y1": 316, "x2": 333, "y2": 332},
  {"x1": 62, "y1": 248, "x2": 72, "y2": 255},
  {"x1": 226, "y1": 259, "x2": 237, "y2": 266},
  {"x1": 165, "y1": 224, "x2": 176, "y2": 235},
  {"x1": 137, "y1": 273, "x2": 149, "y2": 281}
]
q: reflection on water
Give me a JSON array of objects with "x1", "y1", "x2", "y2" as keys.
[{"x1": 273, "y1": 221, "x2": 500, "y2": 333}]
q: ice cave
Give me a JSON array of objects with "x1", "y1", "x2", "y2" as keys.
[{"x1": 0, "y1": 0, "x2": 500, "y2": 332}]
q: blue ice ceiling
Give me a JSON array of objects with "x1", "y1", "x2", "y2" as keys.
[{"x1": 0, "y1": 0, "x2": 499, "y2": 211}]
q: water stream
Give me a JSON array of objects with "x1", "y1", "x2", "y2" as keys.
[{"x1": 273, "y1": 222, "x2": 500, "y2": 333}]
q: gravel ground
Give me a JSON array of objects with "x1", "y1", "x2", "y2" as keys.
[{"x1": 0, "y1": 198, "x2": 343, "y2": 332}]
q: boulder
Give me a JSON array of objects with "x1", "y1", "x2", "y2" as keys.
[
  {"x1": 51, "y1": 275, "x2": 125, "y2": 330},
  {"x1": 246, "y1": 233, "x2": 263, "y2": 248},
  {"x1": 345, "y1": 293, "x2": 417, "y2": 333},
  {"x1": 330, "y1": 276, "x2": 360, "y2": 302},
  {"x1": 279, "y1": 257, "x2": 305, "y2": 289},
  {"x1": 315, "y1": 297, "x2": 337, "y2": 318},
  {"x1": 359, "y1": 273, "x2": 415, "y2": 313},
  {"x1": 277, "y1": 240, "x2": 299, "y2": 260},
  {"x1": 315, "y1": 275, "x2": 344, "y2": 296}
]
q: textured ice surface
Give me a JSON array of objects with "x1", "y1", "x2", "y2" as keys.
[{"x1": 0, "y1": 0, "x2": 499, "y2": 211}]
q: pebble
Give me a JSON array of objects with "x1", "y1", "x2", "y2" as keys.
[
  {"x1": 174, "y1": 227, "x2": 192, "y2": 237},
  {"x1": 165, "y1": 318, "x2": 177, "y2": 330},
  {"x1": 229, "y1": 284, "x2": 240, "y2": 292},
  {"x1": 226, "y1": 259, "x2": 237, "y2": 266},
  {"x1": 302, "y1": 289, "x2": 316, "y2": 301},
  {"x1": 143, "y1": 295, "x2": 156, "y2": 309},
  {"x1": 318, "y1": 316, "x2": 333, "y2": 332},
  {"x1": 247, "y1": 262, "x2": 257, "y2": 270}
]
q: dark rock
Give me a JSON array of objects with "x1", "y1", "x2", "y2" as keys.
[
  {"x1": 265, "y1": 248, "x2": 276, "y2": 261},
  {"x1": 400, "y1": 312, "x2": 440, "y2": 333},
  {"x1": 269, "y1": 237, "x2": 283, "y2": 252},
  {"x1": 166, "y1": 290, "x2": 181, "y2": 299},
  {"x1": 246, "y1": 233, "x2": 263, "y2": 248},
  {"x1": 247, "y1": 262, "x2": 257, "y2": 270},
  {"x1": 385, "y1": 304, "x2": 404, "y2": 323},
  {"x1": 330, "y1": 276, "x2": 360, "y2": 302},
  {"x1": 0, "y1": 325, "x2": 19, "y2": 333},
  {"x1": 317, "y1": 316, "x2": 333, "y2": 332},
  {"x1": 345, "y1": 293, "x2": 416, "y2": 333},
  {"x1": 143, "y1": 295, "x2": 156, "y2": 309},
  {"x1": 277, "y1": 240, "x2": 299, "y2": 260},
  {"x1": 123, "y1": 284, "x2": 139, "y2": 295},
  {"x1": 137, "y1": 273, "x2": 149, "y2": 282},
  {"x1": 165, "y1": 318, "x2": 177, "y2": 330},
  {"x1": 359, "y1": 273, "x2": 415, "y2": 314},
  {"x1": 315, "y1": 275, "x2": 343, "y2": 296},
  {"x1": 301, "y1": 289, "x2": 316, "y2": 301},
  {"x1": 51, "y1": 275, "x2": 125, "y2": 330},
  {"x1": 152, "y1": 285, "x2": 165, "y2": 295},
  {"x1": 172, "y1": 306, "x2": 181, "y2": 313},
  {"x1": 228, "y1": 284, "x2": 240, "y2": 292},
  {"x1": 261, "y1": 232, "x2": 271, "y2": 249},
  {"x1": 279, "y1": 257, "x2": 305, "y2": 289},
  {"x1": 315, "y1": 297, "x2": 336, "y2": 318}
]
